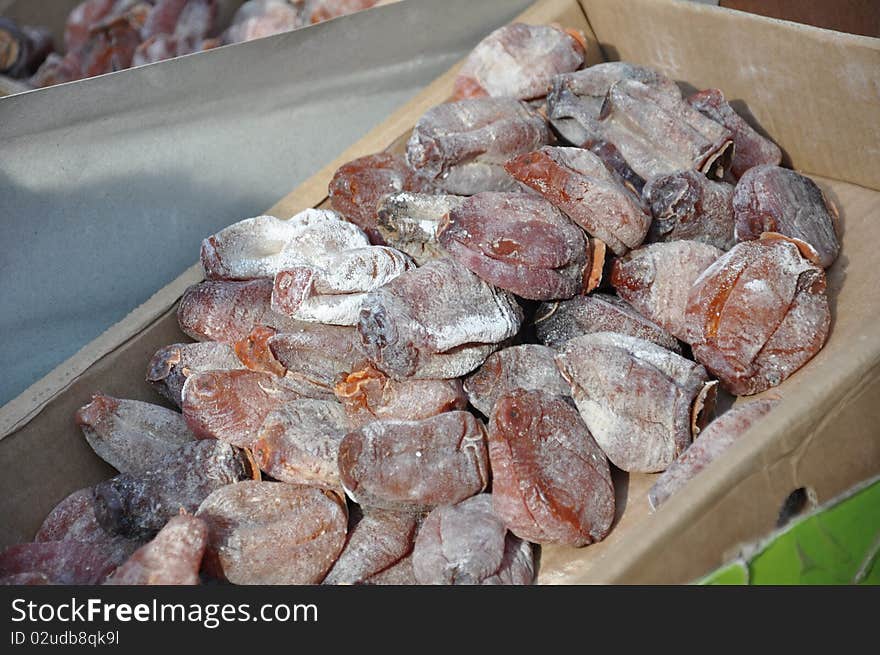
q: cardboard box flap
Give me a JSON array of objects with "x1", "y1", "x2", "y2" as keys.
[{"x1": 580, "y1": 0, "x2": 880, "y2": 192}]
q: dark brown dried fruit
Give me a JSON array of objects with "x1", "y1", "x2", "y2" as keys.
[
  {"x1": 146, "y1": 341, "x2": 245, "y2": 407},
  {"x1": 177, "y1": 278, "x2": 307, "y2": 344},
  {"x1": 733, "y1": 165, "x2": 839, "y2": 268},
  {"x1": 488, "y1": 389, "x2": 614, "y2": 546},
  {"x1": 556, "y1": 332, "x2": 714, "y2": 472},
  {"x1": 337, "y1": 411, "x2": 489, "y2": 512},
  {"x1": 610, "y1": 240, "x2": 724, "y2": 340},
  {"x1": 92, "y1": 440, "x2": 253, "y2": 539},
  {"x1": 438, "y1": 192, "x2": 591, "y2": 300},
  {"x1": 405, "y1": 97, "x2": 552, "y2": 194},
  {"x1": 649, "y1": 399, "x2": 778, "y2": 510},
  {"x1": 687, "y1": 88, "x2": 782, "y2": 180},
  {"x1": 322, "y1": 510, "x2": 418, "y2": 585},
  {"x1": 547, "y1": 62, "x2": 679, "y2": 145},
  {"x1": 357, "y1": 258, "x2": 523, "y2": 380},
  {"x1": 268, "y1": 324, "x2": 369, "y2": 398},
  {"x1": 0, "y1": 541, "x2": 126, "y2": 585},
  {"x1": 684, "y1": 235, "x2": 831, "y2": 395},
  {"x1": 335, "y1": 365, "x2": 467, "y2": 428},
  {"x1": 105, "y1": 514, "x2": 208, "y2": 585},
  {"x1": 196, "y1": 481, "x2": 347, "y2": 585},
  {"x1": 412, "y1": 494, "x2": 535, "y2": 585},
  {"x1": 35, "y1": 487, "x2": 142, "y2": 561},
  {"x1": 181, "y1": 369, "x2": 303, "y2": 447},
  {"x1": 463, "y1": 344, "x2": 570, "y2": 417},
  {"x1": 251, "y1": 399, "x2": 350, "y2": 489},
  {"x1": 328, "y1": 152, "x2": 432, "y2": 244},
  {"x1": 643, "y1": 170, "x2": 736, "y2": 250},
  {"x1": 0, "y1": 19, "x2": 53, "y2": 78},
  {"x1": 504, "y1": 146, "x2": 650, "y2": 256},
  {"x1": 534, "y1": 293, "x2": 681, "y2": 353},
  {"x1": 583, "y1": 138, "x2": 646, "y2": 194},
  {"x1": 452, "y1": 22, "x2": 584, "y2": 102},
  {"x1": 75, "y1": 393, "x2": 193, "y2": 475}
]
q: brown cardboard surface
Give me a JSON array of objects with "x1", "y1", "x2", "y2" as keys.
[{"x1": 1, "y1": 0, "x2": 878, "y2": 583}]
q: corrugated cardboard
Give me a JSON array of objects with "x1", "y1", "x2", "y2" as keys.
[{"x1": 1, "y1": 0, "x2": 878, "y2": 583}]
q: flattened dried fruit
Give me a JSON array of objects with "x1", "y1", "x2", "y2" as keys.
[
  {"x1": 649, "y1": 399, "x2": 778, "y2": 510},
  {"x1": 688, "y1": 88, "x2": 782, "y2": 179},
  {"x1": 452, "y1": 23, "x2": 584, "y2": 101},
  {"x1": 65, "y1": 0, "x2": 118, "y2": 52},
  {"x1": 438, "y1": 192, "x2": 591, "y2": 300},
  {"x1": 0, "y1": 19, "x2": 53, "y2": 79},
  {"x1": 0, "y1": 541, "x2": 125, "y2": 585},
  {"x1": 488, "y1": 389, "x2": 614, "y2": 546},
  {"x1": 412, "y1": 494, "x2": 535, "y2": 585},
  {"x1": 406, "y1": 97, "x2": 552, "y2": 194},
  {"x1": 196, "y1": 481, "x2": 347, "y2": 584},
  {"x1": 93, "y1": 440, "x2": 253, "y2": 539},
  {"x1": 181, "y1": 369, "x2": 303, "y2": 447},
  {"x1": 146, "y1": 341, "x2": 245, "y2": 407},
  {"x1": 505, "y1": 146, "x2": 650, "y2": 255},
  {"x1": 733, "y1": 165, "x2": 839, "y2": 268},
  {"x1": 200, "y1": 211, "x2": 368, "y2": 281},
  {"x1": 323, "y1": 510, "x2": 418, "y2": 585},
  {"x1": 556, "y1": 332, "x2": 713, "y2": 472},
  {"x1": 547, "y1": 62, "x2": 679, "y2": 145},
  {"x1": 643, "y1": 170, "x2": 735, "y2": 250},
  {"x1": 684, "y1": 235, "x2": 830, "y2": 395},
  {"x1": 376, "y1": 191, "x2": 466, "y2": 265},
  {"x1": 328, "y1": 153, "x2": 432, "y2": 244},
  {"x1": 177, "y1": 278, "x2": 307, "y2": 344},
  {"x1": 337, "y1": 411, "x2": 489, "y2": 511},
  {"x1": 611, "y1": 241, "x2": 723, "y2": 340},
  {"x1": 75, "y1": 393, "x2": 193, "y2": 475},
  {"x1": 358, "y1": 258, "x2": 523, "y2": 379},
  {"x1": 534, "y1": 293, "x2": 681, "y2": 353},
  {"x1": 105, "y1": 514, "x2": 208, "y2": 585},
  {"x1": 335, "y1": 365, "x2": 467, "y2": 428},
  {"x1": 251, "y1": 399, "x2": 349, "y2": 488},
  {"x1": 268, "y1": 324, "x2": 368, "y2": 398},
  {"x1": 464, "y1": 345, "x2": 570, "y2": 417},
  {"x1": 272, "y1": 246, "x2": 413, "y2": 325}
]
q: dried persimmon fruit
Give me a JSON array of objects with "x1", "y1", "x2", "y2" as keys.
[
  {"x1": 488, "y1": 389, "x2": 614, "y2": 546},
  {"x1": 196, "y1": 481, "x2": 347, "y2": 585},
  {"x1": 412, "y1": 494, "x2": 535, "y2": 585},
  {"x1": 337, "y1": 411, "x2": 489, "y2": 512},
  {"x1": 376, "y1": 192, "x2": 465, "y2": 265},
  {"x1": 146, "y1": 341, "x2": 245, "y2": 407},
  {"x1": 683, "y1": 235, "x2": 831, "y2": 395},
  {"x1": 556, "y1": 332, "x2": 714, "y2": 472}
]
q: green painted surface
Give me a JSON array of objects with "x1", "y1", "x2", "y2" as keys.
[{"x1": 698, "y1": 479, "x2": 880, "y2": 585}]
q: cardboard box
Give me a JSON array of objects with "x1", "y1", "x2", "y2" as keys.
[{"x1": 1, "y1": 0, "x2": 878, "y2": 583}]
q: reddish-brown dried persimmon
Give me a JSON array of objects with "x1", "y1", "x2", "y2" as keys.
[
  {"x1": 683, "y1": 235, "x2": 831, "y2": 395},
  {"x1": 556, "y1": 332, "x2": 714, "y2": 472},
  {"x1": 105, "y1": 514, "x2": 208, "y2": 585},
  {"x1": 534, "y1": 293, "x2": 681, "y2": 353},
  {"x1": 611, "y1": 240, "x2": 723, "y2": 340},
  {"x1": 649, "y1": 399, "x2": 778, "y2": 510},
  {"x1": 439, "y1": 192, "x2": 592, "y2": 300},
  {"x1": 196, "y1": 481, "x2": 347, "y2": 585},
  {"x1": 733, "y1": 165, "x2": 839, "y2": 268},
  {"x1": 181, "y1": 369, "x2": 303, "y2": 447},
  {"x1": 488, "y1": 389, "x2": 614, "y2": 546},
  {"x1": 412, "y1": 494, "x2": 535, "y2": 585},
  {"x1": 463, "y1": 344, "x2": 570, "y2": 417},
  {"x1": 337, "y1": 411, "x2": 489, "y2": 512},
  {"x1": 335, "y1": 365, "x2": 467, "y2": 428},
  {"x1": 328, "y1": 152, "x2": 431, "y2": 244},
  {"x1": 146, "y1": 341, "x2": 245, "y2": 407}
]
